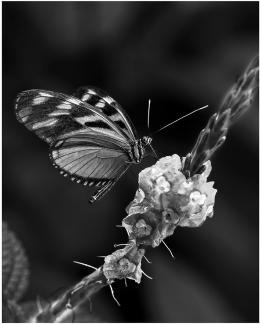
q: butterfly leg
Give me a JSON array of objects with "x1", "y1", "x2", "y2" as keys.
[
  {"x1": 89, "y1": 165, "x2": 130, "y2": 203},
  {"x1": 89, "y1": 180, "x2": 115, "y2": 203}
]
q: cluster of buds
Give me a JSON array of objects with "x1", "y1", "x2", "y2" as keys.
[
  {"x1": 103, "y1": 154, "x2": 216, "y2": 283},
  {"x1": 103, "y1": 243, "x2": 145, "y2": 283}
]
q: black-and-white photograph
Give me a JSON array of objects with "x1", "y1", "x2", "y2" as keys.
[{"x1": 3, "y1": 2, "x2": 259, "y2": 322}]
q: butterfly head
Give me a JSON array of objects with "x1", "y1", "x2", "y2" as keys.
[
  {"x1": 141, "y1": 136, "x2": 152, "y2": 146},
  {"x1": 141, "y1": 136, "x2": 158, "y2": 159}
]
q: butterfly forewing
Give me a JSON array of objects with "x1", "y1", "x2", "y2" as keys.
[
  {"x1": 74, "y1": 86, "x2": 137, "y2": 141},
  {"x1": 15, "y1": 88, "x2": 140, "y2": 202},
  {"x1": 15, "y1": 89, "x2": 127, "y2": 144}
]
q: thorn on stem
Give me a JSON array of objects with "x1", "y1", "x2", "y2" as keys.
[
  {"x1": 108, "y1": 283, "x2": 121, "y2": 306},
  {"x1": 143, "y1": 255, "x2": 152, "y2": 264},
  {"x1": 141, "y1": 270, "x2": 153, "y2": 280},
  {"x1": 73, "y1": 261, "x2": 98, "y2": 271},
  {"x1": 114, "y1": 243, "x2": 129, "y2": 248},
  {"x1": 162, "y1": 240, "x2": 175, "y2": 259}
]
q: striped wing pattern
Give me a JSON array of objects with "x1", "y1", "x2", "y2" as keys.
[
  {"x1": 15, "y1": 89, "x2": 126, "y2": 144},
  {"x1": 74, "y1": 86, "x2": 137, "y2": 141},
  {"x1": 15, "y1": 88, "x2": 136, "y2": 202}
]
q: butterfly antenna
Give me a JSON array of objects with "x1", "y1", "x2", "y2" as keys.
[
  {"x1": 152, "y1": 105, "x2": 208, "y2": 135},
  {"x1": 147, "y1": 99, "x2": 151, "y2": 130}
]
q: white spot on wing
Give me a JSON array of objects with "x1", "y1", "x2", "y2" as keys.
[
  {"x1": 68, "y1": 97, "x2": 81, "y2": 105},
  {"x1": 95, "y1": 101, "x2": 106, "y2": 108},
  {"x1": 18, "y1": 107, "x2": 32, "y2": 120},
  {"x1": 110, "y1": 114, "x2": 122, "y2": 122},
  {"x1": 21, "y1": 116, "x2": 29, "y2": 122},
  {"x1": 82, "y1": 94, "x2": 91, "y2": 101},
  {"x1": 32, "y1": 118, "x2": 57, "y2": 129},
  {"x1": 39, "y1": 92, "x2": 53, "y2": 97},
  {"x1": 87, "y1": 89, "x2": 96, "y2": 95},
  {"x1": 75, "y1": 115, "x2": 100, "y2": 125},
  {"x1": 49, "y1": 110, "x2": 70, "y2": 117},
  {"x1": 32, "y1": 96, "x2": 49, "y2": 105},
  {"x1": 57, "y1": 102, "x2": 72, "y2": 110},
  {"x1": 103, "y1": 96, "x2": 114, "y2": 104}
]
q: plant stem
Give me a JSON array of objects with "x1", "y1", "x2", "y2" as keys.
[{"x1": 29, "y1": 268, "x2": 108, "y2": 323}]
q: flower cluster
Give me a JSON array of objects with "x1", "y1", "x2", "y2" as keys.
[
  {"x1": 122, "y1": 154, "x2": 217, "y2": 247},
  {"x1": 103, "y1": 243, "x2": 145, "y2": 283},
  {"x1": 103, "y1": 154, "x2": 216, "y2": 283}
]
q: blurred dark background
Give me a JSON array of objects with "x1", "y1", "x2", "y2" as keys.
[{"x1": 3, "y1": 2, "x2": 258, "y2": 322}]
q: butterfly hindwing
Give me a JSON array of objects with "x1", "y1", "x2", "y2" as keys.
[
  {"x1": 74, "y1": 86, "x2": 137, "y2": 141},
  {"x1": 15, "y1": 89, "x2": 127, "y2": 144},
  {"x1": 50, "y1": 130, "x2": 131, "y2": 201}
]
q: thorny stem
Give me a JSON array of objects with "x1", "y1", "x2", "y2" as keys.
[
  {"x1": 29, "y1": 243, "x2": 151, "y2": 322},
  {"x1": 28, "y1": 239, "x2": 154, "y2": 322},
  {"x1": 29, "y1": 268, "x2": 108, "y2": 323}
]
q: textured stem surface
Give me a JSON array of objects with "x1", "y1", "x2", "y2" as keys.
[{"x1": 30, "y1": 268, "x2": 107, "y2": 323}]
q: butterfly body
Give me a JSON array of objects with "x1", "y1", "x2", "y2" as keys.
[{"x1": 15, "y1": 87, "x2": 151, "y2": 202}]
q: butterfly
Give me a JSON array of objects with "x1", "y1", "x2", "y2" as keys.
[{"x1": 15, "y1": 87, "x2": 153, "y2": 203}]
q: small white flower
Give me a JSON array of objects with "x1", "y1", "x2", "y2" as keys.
[
  {"x1": 126, "y1": 154, "x2": 217, "y2": 242},
  {"x1": 156, "y1": 176, "x2": 170, "y2": 193},
  {"x1": 189, "y1": 191, "x2": 206, "y2": 205},
  {"x1": 177, "y1": 180, "x2": 193, "y2": 194},
  {"x1": 133, "y1": 219, "x2": 153, "y2": 237},
  {"x1": 136, "y1": 189, "x2": 145, "y2": 203},
  {"x1": 206, "y1": 205, "x2": 214, "y2": 217},
  {"x1": 118, "y1": 258, "x2": 136, "y2": 275}
]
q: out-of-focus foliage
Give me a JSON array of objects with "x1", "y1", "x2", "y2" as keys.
[
  {"x1": 2, "y1": 222, "x2": 29, "y2": 303},
  {"x1": 2, "y1": 222, "x2": 29, "y2": 322}
]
